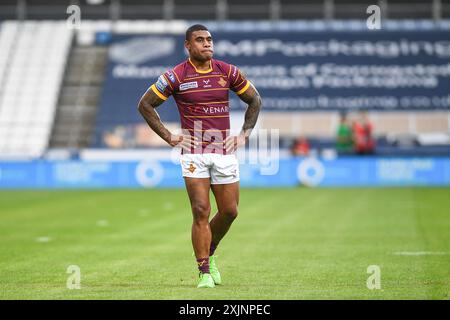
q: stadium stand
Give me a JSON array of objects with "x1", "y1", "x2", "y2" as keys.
[
  {"x1": 0, "y1": 1, "x2": 450, "y2": 158},
  {"x1": 49, "y1": 45, "x2": 108, "y2": 149},
  {"x1": 0, "y1": 21, "x2": 72, "y2": 158}
]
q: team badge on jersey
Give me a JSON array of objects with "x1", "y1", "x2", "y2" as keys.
[
  {"x1": 155, "y1": 75, "x2": 168, "y2": 93},
  {"x1": 218, "y1": 77, "x2": 227, "y2": 87}
]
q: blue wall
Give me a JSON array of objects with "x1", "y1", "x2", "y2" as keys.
[{"x1": 1, "y1": 157, "x2": 450, "y2": 189}]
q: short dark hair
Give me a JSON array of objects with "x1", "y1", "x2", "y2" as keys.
[{"x1": 185, "y1": 24, "x2": 209, "y2": 40}]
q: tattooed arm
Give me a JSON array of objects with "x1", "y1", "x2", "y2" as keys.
[
  {"x1": 138, "y1": 89, "x2": 195, "y2": 150},
  {"x1": 225, "y1": 83, "x2": 262, "y2": 153},
  {"x1": 238, "y1": 83, "x2": 262, "y2": 138}
]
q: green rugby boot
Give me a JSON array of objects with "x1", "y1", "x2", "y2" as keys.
[
  {"x1": 209, "y1": 255, "x2": 222, "y2": 285},
  {"x1": 197, "y1": 273, "x2": 215, "y2": 288}
]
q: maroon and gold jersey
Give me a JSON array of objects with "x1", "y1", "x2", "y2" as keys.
[{"x1": 150, "y1": 58, "x2": 250, "y2": 154}]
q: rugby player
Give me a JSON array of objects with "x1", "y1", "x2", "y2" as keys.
[{"x1": 138, "y1": 24, "x2": 262, "y2": 288}]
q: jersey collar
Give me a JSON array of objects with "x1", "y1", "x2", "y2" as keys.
[{"x1": 188, "y1": 58, "x2": 213, "y2": 74}]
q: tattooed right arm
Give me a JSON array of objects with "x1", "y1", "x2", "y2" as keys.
[
  {"x1": 137, "y1": 88, "x2": 176, "y2": 145},
  {"x1": 138, "y1": 89, "x2": 196, "y2": 150}
]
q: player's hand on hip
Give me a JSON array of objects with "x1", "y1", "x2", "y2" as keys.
[
  {"x1": 169, "y1": 134, "x2": 199, "y2": 151},
  {"x1": 225, "y1": 133, "x2": 246, "y2": 154}
]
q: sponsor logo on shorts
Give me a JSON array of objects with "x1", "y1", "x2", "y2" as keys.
[
  {"x1": 180, "y1": 81, "x2": 198, "y2": 91},
  {"x1": 155, "y1": 75, "x2": 168, "y2": 93},
  {"x1": 188, "y1": 163, "x2": 196, "y2": 173}
]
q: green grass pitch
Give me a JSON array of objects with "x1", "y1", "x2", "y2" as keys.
[{"x1": 0, "y1": 187, "x2": 449, "y2": 300}]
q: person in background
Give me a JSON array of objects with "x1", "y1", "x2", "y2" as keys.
[
  {"x1": 291, "y1": 136, "x2": 310, "y2": 156},
  {"x1": 336, "y1": 112, "x2": 353, "y2": 154},
  {"x1": 352, "y1": 110, "x2": 375, "y2": 155}
]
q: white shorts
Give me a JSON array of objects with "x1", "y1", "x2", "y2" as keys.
[{"x1": 180, "y1": 153, "x2": 240, "y2": 185}]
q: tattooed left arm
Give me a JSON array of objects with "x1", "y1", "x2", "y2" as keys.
[
  {"x1": 238, "y1": 83, "x2": 262, "y2": 139},
  {"x1": 225, "y1": 83, "x2": 262, "y2": 153}
]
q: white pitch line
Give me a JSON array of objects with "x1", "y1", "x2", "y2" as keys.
[
  {"x1": 35, "y1": 236, "x2": 52, "y2": 243},
  {"x1": 393, "y1": 251, "x2": 448, "y2": 256},
  {"x1": 96, "y1": 220, "x2": 109, "y2": 227},
  {"x1": 163, "y1": 203, "x2": 174, "y2": 211},
  {"x1": 138, "y1": 209, "x2": 150, "y2": 216}
]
